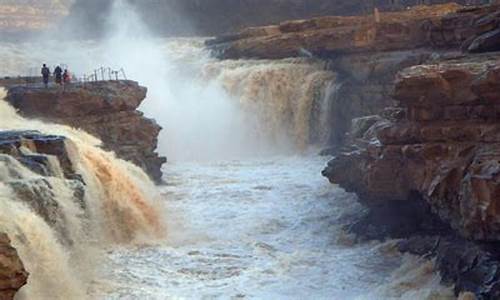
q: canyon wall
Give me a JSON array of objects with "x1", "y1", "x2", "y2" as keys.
[
  {"x1": 5, "y1": 81, "x2": 166, "y2": 183},
  {"x1": 210, "y1": 3, "x2": 500, "y2": 298},
  {"x1": 0, "y1": 0, "x2": 489, "y2": 38},
  {"x1": 208, "y1": 3, "x2": 500, "y2": 147},
  {"x1": 0, "y1": 0, "x2": 69, "y2": 38},
  {"x1": 0, "y1": 233, "x2": 27, "y2": 300},
  {"x1": 323, "y1": 52, "x2": 500, "y2": 299}
]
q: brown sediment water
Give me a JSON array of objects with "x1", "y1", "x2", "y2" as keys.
[
  {"x1": 79, "y1": 145, "x2": 165, "y2": 242},
  {"x1": 0, "y1": 89, "x2": 165, "y2": 299},
  {"x1": 203, "y1": 58, "x2": 337, "y2": 149},
  {"x1": 0, "y1": 36, "x2": 456, "y2": 298}
]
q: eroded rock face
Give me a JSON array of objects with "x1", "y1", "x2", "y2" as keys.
[
  {"x1": 6, "y1": 81, "x2": 166, "y2": 183},
  {"x1": 323, "y1": 56, "x2": 500, "y2": 241},
  {"x1": 321, "y1": 54, "x2": 500, "y2": 299},
  {"x1": 208, "y1": 3, "x2": 500, "y2": 149},
  {"x1": 207, "y1": 4, "x2": 459, "y2": 59},
  {"x1": 208, "y1": 4, "x2": 500, "y2": 60},
  {"x1": 0, "y1": 130, "x2": 88, "y2": 299},
  {"x1": 0, "y1": 233, "x2": 28, "y2": 300},
  {"x1": 63, "y1": 0, "x2": 488, "y2": 38}
]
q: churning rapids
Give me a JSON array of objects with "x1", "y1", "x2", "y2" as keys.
[
  {"x1": 0, "y1": 1, "x2": 457, "y2": 298},
  {"x1": 91, "y1": 156, "x2": 453, "y2": 299},
  {"x1": 1, "y1": 38, "x2": 455, "y2": 298}
]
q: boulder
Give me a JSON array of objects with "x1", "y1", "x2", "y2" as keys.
[{"x1": 6, "y1": 81, "x2": 166, "y2": 183}]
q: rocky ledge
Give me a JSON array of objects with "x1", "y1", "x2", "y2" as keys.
[
  {"x1": 6, "y1": 81, "x2": 166, "y2": 183},
  {"x1": 207, "y1": 3, "x2": 500, "y2": 60},
  {"x1": 0, "y1": 130, "x2": 87, "y2": 299},
  {"x1": 323, "y1": 56, "x2": 500, "y2": 298}
]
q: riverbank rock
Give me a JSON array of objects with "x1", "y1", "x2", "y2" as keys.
[
  {"x1": 322, "y1": 53, "x2": 500, "y2": 299},
  {"x1": 324, "y1": 55, "x2": 500, "y2": 240},
  {"x1": 5, "y1": 81, "x2": 166, "y2": 183},
  {"x1": 0, "y1": 233, "x2": 28, "y2": 300},
  {"x1": 399, "y1": 236, "x2": 500, "y2": 299},
  {"x1": 207, "y1": 4, "x2": 500, "y2": 60}
]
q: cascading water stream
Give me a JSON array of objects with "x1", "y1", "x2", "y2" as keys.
[
  {"x1": 0, "y1": 89, "x2": 165, "y2": 299},
  {"x1": 0, "y1": 1, "x2": 458, "y2": 298}
]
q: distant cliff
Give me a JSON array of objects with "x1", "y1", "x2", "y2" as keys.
[
  {"x1": 6, "y1": 81, "x2": 166, "y2": 183},
  {"x1": 0, "y1": 0, "x2": 69, "y2": 36},
  {"x1": 1, "y1": 0, "x2": 488, "y2": 38},
  {"x1": 208, "y1": 3, "x2": 500, "y2": 147}
]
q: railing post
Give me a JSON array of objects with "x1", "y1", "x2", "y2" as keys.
[{"x1": 120, "y1": 68, "x2": 127, "y2": 80}]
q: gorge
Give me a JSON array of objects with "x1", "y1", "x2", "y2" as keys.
[{"x1": 206, "y1": 2, "x2": 500, "y2": 298}]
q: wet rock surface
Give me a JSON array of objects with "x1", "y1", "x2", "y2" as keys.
[
  {"x1": 323, "y1": 56, "x2": 500, "y2": 298},
  {"x1": 399, "y1": 236, "x2": 500, "y2": 299},
  {"x1": 0, "y1": 130, "x2": 90, "y2": 299},
  {"x1": 0, "y1": 130, "x2": 86, "y2": 244},
  {"x1": 0, "y1": 233, "x2": 28, "y2": 300},
  {"x1": 6, "y1": 81, "x2": 166, "y2": 183},
  {"x1": 325, "y1": 56, "x2": 500, "y2": 239}
]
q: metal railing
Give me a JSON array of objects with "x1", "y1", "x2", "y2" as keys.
[
  {"x1": 0, "y1": 66, "x2": 129, "y2": 88},
  {"x1": 78, "y1": 67, "x2": 128, "y2": 83}
]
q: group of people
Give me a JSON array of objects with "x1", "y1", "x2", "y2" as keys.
[{"x1": 41, "y1": 64, "x2": 71, "y2": 88}]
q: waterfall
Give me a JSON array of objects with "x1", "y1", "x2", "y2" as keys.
[
  {"x1": 0, "y1": 89, "x2": 165, "y2": 299},
  {"x1": 202, "y1": 58, "x2": 337, "y2": 150},
  {"x1": 0, "y1": 0, "x2": 339, "y2": 160}
]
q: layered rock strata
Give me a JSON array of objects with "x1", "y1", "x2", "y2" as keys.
[
  {"x1": 323, "y1": 56, "x2": 500, "y2": 298},
  {"x1": 65, "y1": 0, "x2": 487, "y2": 38},
  {"x1": 207, "y1": 4, "x2": 500, "y2": 60},
  {"x1": 0, "y1": 130, "x2": 88, "y2": 299},
  {"x1": 6, "y1": 81, "x2": 166, "y2": 183},
  {"x1": 208, "y1": 4, "x2": 500, "y2": 147},
  {"x1": 324, "y1": 57, "x2": 500, "y2": 240}
]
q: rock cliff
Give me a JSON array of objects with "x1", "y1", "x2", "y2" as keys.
[
  {"x1": 207, "y1": 2, "x2": 500, "y2": 298},
  {"x1": 1, "y1": 0, "x2": 487, "y2": 38},
  {"x1": 323, "y1": 55, "x2": 500, "y2": 298},
  {"x1": 208, "y1": 3, "x2": 500, "y2": 148},
  {"x1": 324, "y1": 55, "x2": 500, "y2": 239},
  {"x1": 0, "y1": 233, "x2": 28, "y2": 300},
  {"x1": 5, "y1": 81, "x2": 166, "y2": 183}
]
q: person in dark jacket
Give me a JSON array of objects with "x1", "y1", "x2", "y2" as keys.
[
  {"x1": 41, "y1": 64, "x2": 50, "y2": 88},
  {"x1": 63, "y1": 69, "x2": 71, "y2": 85},
  {"x1": 54, "y1": 66, "x2": 63, "y2": 85}
]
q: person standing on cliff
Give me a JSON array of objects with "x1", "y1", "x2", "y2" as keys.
[
  {"x1": 63, "y1": 69, "x2": 71, "y2": 85},
  {"x1": 54, "y1": 66, "x2": 63, "y2": 85},
  {"x1": 41, "y1": 64, "x2": 50, "y2": 88}
]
